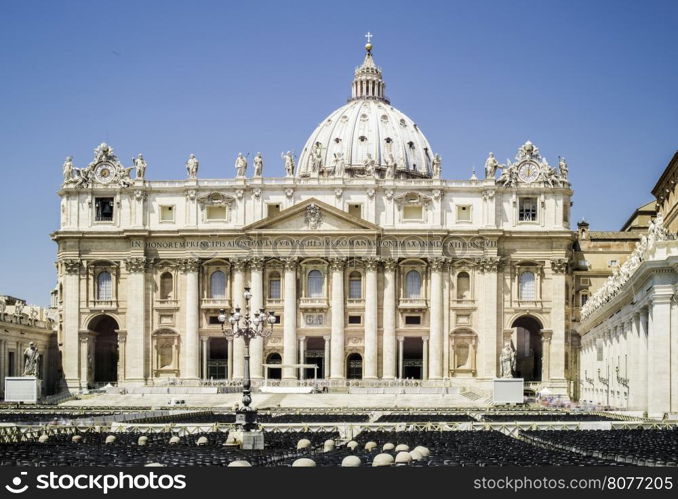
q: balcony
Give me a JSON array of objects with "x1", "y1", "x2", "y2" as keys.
[
  {"x1": 201, "y1": 298, "x2": 231, "y2": 310},
  {"x1": 299, "y1": 297, "x2": 329, "y2": 311},
  {"x1": 155, "y1": 299, "x2": 180, "y2": 310},
  {"x1": 398, "y1": 298, "x2": 428, "y2": 311},
  {"x1": 90, "y1": 300, "x2": 116, "y2": 311}
]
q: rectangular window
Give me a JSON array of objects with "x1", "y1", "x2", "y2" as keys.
[
  {"x1": 348, "y1": 279, "x2": 362, "y2": 299},
  {"x1": 608, "y1": 259, "x2": 619, "y2": 268},
  {"x1": 160, "y1": 205, "x2": 175, "y2": 222},
  {"x1": 456, "y1": 205, "x2": 472, "y2": 222},
  {"x1": 208, "y1": 316, "x2": 221, "y2": 325},
  {"x1": 95, "y1": 197, "x2": 114, "y2": 222},
  {"x1": 348, "y1": 204, "x2": 362, "y2": 218},
  {"x1": 580, "y1": 293, "x2": 588, "y2": 307},
  {"x1": 206, "y1": 206, "x2": 227, "y2": 220},
  {"x1": 267, "y1": 204, "x2": 281, "y2": 217},
  {"x1": 404, "y1": 315, "x2": 421, "y2": 325},
  {"x1": 348, "y1": 315, "x2": 362, "y2": 325},
  {"x1": 403, "y1": 205, "x2": 423, "y2": 220},
  {"x1": 269, "y1": 278, "x2": 281, "y2": 300},
  {"x1": 518, "y1": 197, "x2": 538, "y2": 222}
]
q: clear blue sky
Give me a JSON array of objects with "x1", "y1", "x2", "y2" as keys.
[{"x1": 2, "y1": 0, "x2": 678, "y2": 306}]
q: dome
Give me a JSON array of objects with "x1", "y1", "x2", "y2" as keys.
[{"x1": 297, "y1": 41, "x2": 437, "y2": 179}]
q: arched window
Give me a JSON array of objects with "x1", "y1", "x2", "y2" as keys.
[
  {"x1": 456, "y1": 272, "x2": 471, "y2": 300},
  {"x1": 346, "y1": 353, "x2": 363, "y2": 379},
  {"x1": 160, "y1": 272, "x2": 173, "y2": 300},
  {"x1": 348, "y1": 271, "x2": 362, "y2": 299},
  {"x1": 307, "y1": 270, "x2": 324, "y2": 298},
  {"x1": 96, "y1": 271, "x2": 112, "y2": 301},
  {"x1": 210, "y1": 270, "x2": 226, "y2": 299},
  {"x1": 519, "y1": 271, "x2": 536, "y2": 300},
  {"x1": 268, "y1": 271, "x2": 281, "y2": 300},
  {"x1": 405, "y1": 270, "x2": 422, "y2": 298}
]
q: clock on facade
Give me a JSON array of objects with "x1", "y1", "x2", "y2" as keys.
[
  {"x1": 94, "y1": 163, "x2": 114, "y2": 184},
  {"x1": 517, "y1": 161, "x2": 540, "y2": 183}
]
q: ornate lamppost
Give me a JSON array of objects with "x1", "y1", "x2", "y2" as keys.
[{"x1": 218, "y1": 287, "x2": 276, "y2": 433}]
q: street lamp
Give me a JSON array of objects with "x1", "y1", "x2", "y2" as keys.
[{"x1": 218, "y1": 287, "x2": 276, "y2": 432}]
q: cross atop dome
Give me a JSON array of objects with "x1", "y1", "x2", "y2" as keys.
[{"x1": 364, "y1": 31, "x2": 373, "y2": 54}]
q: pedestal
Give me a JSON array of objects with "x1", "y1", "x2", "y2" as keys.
[
  {"x1": 5, "y1": 377, "x2": 41, "y2": 403},
  {"x1": 493, "y1": 378, "x2": 524, "y2": 404},
  {"x1": 230, "y1": 430, "x2": 265, "y2": 450}
]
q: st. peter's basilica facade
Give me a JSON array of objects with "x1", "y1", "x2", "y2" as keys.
[{"x1": 53, "y1": 41, "x2": 575, "y2": 396}]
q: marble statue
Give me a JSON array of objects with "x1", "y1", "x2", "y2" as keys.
[
  {"x1": 282, "y1": 151, "x2": 295, "y2": 177},
  {"x1": 310, "y1": 142, "x2": 323, "y2": 172},
  {"x1": 253, "y1": 152, "x2": 263, "y2": 177},
  {"x1": 23, "y1": 342, "x2": 40, "y2": 377},
  {"x1": 186, "y1": 154, "x2": 199, "y2": 179},
  {"x1": 484, "y1": 152, "x2": 498, "y2": 178},
  {"x1": 432, "y1": 154, "x2": 442, "y2": 179},
  {"x1": 62, "y1": 156, "x2": 74, "y2": 183},
  {"x1": 558, "y1": 156, "x2": 568, "y2": 180},
  {"x1": 134, "y1": 153, "x2": 147, "y2": 180},
  {"x1": 235, "y1": 153, "x2": 248, "y2": 177},
  {"x1": 0, "y1": 296, "x2": 6, "y2": 317},
  {"x1": 333, "y1": 152, "x2": 345, "y2": 177},
  {"x1": 14, "y1": 300, "x2": 24, "y2": 319},
  {"x1": 499, "y1": 342, "x2": 516, "y2": 378},
  {"x1": 363, "y1": 153, "x2": 377, "y2": 175},
  {"x1": 385, "y1": 154, "x2": 396, "y2": 179}
]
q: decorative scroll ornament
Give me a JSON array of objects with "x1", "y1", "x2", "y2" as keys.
[
  {"x1": 125, "y1": 257, "x2": 148, "y2": 273},
  {"x1": 550, "y1": 258, "x2": 569, "y2": 274},
  {"x1": 382, "y1": 258, "x2": 398, "y2": 272},
  {"x1": 249, "y1": 257, "x2": 265, "y2": 272},
  {"x1": 581, "y1": 213, "x2": 675, "y2": 320},
  {"x1": 496, "y1": 141, "x2": 569, "y2": 188},
  {"x1": 304, "y1": 203, "x2": 323, "y2": 230},
  {"x1": 429, "y1": 257, "x2": 447, "y2": 272},
  {"x1": 62, "y1": 143, "x2": 134, "y2": 189},
  {"x1": 329, "y1": 258, "x2": 345, "y2": 272},
  {"x1": 474, "y1": 256, "x2": 503, "y2": 273},
  {"x1": 62, "y1": 259, "x2": 81, "y2": 274},
  {"x1": 363, "y1": 257, "x2": 381, "y2": 271},
  {"x1": 179, "y1": 258, "x2": 201, "y2": 273}
]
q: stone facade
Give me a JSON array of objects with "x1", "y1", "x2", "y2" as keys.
[{"x1": 53, "y1": 41, "x2": 575, "y2": 396}]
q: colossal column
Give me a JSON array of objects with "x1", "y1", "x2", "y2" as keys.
[
  {"x1": 329, "y1": 258, "x2": 345, "y2": 380},
  {"x1": 381, "y1": 259, "x2": 397, "y2": 379},
  {"x1": 181, "y1": 258, "x2": 200, "y2": 380},
  {"x1": 298, "y1": 337, "x2": 306, "y2": 380},
  {"x1": 398, "y1": 337, "x2": 404, "y2": 379},
  {"x1": 541, "y1": 330, "x2": 553, "y2": 382},
  {"x1": 323, "y1": 335, "x2": 331, "y2": 379},
  {"x1": 62, "y1": 259, "x2": 82, "y2": 390},
  {"x1": 549, "y1": 259, "x2": 568, "y2": 391},
  {"x1": 201, "y1": 337, "x2": 208, "y2": 379},
  {"x1": 231, "y1": 258, "x2": 247, "y2": 380},
  {"x1": 364, "y1": 257, "x2": 379, "y2": 379},
  {"x1": 227, "y1": 338, "x2": 234, "y2": 380},
  {"x1": 422, "y1": 337, "x2": 429, "y2": 380},
  {"x1": 249, "y1": 258, "x2": 265, "y2": 380},
  {"x1": 647, "y1": 291, "x2": 672, "y2": 417},
  {"x1": 428, "y1": 257, "x2": 445, "y2": 379},
  {"x1": 282, "y1": 258, "x2": 298, "y2": 379},
  {"x1": 125, "y1": 257, "x2": 147, "y2": 384}
]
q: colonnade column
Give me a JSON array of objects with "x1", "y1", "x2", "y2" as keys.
[
  {"x1": 638, "y1": 310, "x2": 649, "y2": 412},
  {"x1": 231, "y1": 259, "x2": 247, "y2": 380},
  {"x1": 298, "y1": 337, "x2": 306, "y2": 380},
  {"x1": 397, "y1": 337, "x2": 404, "y2": 379},
  {"x1": 282, "y1": 258, "x2": 298, "y2": 379},
  {"x1": 422, "y1": 337, "x2": 429, "y2": 381},
  {"x1": 329, "y1": 258, "x2": 345, "y2": 380},
  {"x1": 0, "y1": 339, "x2": 5, "y2": 396},
  {"x1": 62, "y1": 259, "x2": 81, "y2": 391},
  {"x1": 381, "y1": 259, "x2": 397, "y2": 379},
  {"x1": 125, "y1": 257, "x2": 147, "y2": 384},
  {"x1": 364, "y1": 258, "x2": 379, "y2": 379},
  {"x1": 181, "y1": 258, "x2": 200, "y2": 380},
  {"x1": 117, "y1": 333, "x2": 127, "y2": 383},
  {"x1": 249, "y1": 258, "x2": 265, "y2": 380},
  {"x1": 648, "y1": 292, "x2": 672, "y2": 417},
  {"x1": 541, "y1": 330, "x2": 552, "y2": 382},
  {"x1": 428, "y1": 258, "x2": 444, "y2": 379},
  {"x1": 201, "y1": 337, "x2": 208, "y2": 380},
  {"x1": 549, "y1": 261, "x2": 568, "y2": 389},
  {"x1": 323, "y1": 335, "x2": 331, "y2": 379}
]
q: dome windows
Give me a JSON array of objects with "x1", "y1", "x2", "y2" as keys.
[
  {"x1": 334, "y1": 137, "x2": 342, "y2": 144},
  {"x1": 407, "y1": 141, "x2": 415, "y2": 150},
  {"x1": 358, "y1": 135, "x2": 368, "y2": 143},
  {"x1": 399, "y1": 118, "x2": 407, "y2": 127},
  {"x1": 380, "y1": 114, "x2": 389, "y2": 123}
]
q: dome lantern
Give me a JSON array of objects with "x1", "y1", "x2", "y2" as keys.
[{"x1": 350, "y1": 33, "x2": 388, "y2": 103}]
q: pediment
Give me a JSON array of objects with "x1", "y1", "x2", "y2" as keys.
[{"x1": 244, "y1": 198, "x2": 381, "y2": 233}]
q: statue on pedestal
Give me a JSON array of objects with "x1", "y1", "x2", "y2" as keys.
[
  {"x1": 235, "y1": 152, "x2": 248, "y2": 177},
  {"x1": 484, "y1": 152, "x2": 498, "y2": 178},
  {"x1": 133, "y1": 154, "x2": 147, "y2": 180},
  {"x1": 253, "y1": 152, "x2": 263, "y2": 177},
  {"x1": 558, "y1": 156, "x2": 568, "y2": 180},
  {"x1": 282, "y1": 151, "x2": 295, "y2": 177},
  {"x1": 432, "y1": 154, "x2": 442, "y2": 179},
  {"x1": 499, "y1": 342, "x2": 516, "y2": 378},
  {"x1": 186, "y1": 154, "x2": 199, "y2": 179},
  {"x1": 23, "y1": 342, "x2": 41, "y2": 377},
  {"x1": 62, "y1": 156, "x2": 74, "y2": 183},
  {"x1": 333, "y1": 152, "x2": 345, "y2": 177}
]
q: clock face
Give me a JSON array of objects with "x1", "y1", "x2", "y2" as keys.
[
  {"x1": 94, "y1": 163, "x2": 114, "y2": 184},
  {"x1": 517, "y1": 161, "x2": 540, "y2": 183}
]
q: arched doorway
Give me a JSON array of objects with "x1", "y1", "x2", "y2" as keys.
[
  {"x1": 403, "y1": 337, "x2": 423, "y2": 379},
  {"x1": 346, "y1": 353, "x2": 363, "y2": 379},
  {"x1": 511, "y1": 316, "x2": 542, "y2": 381},
  {"x1": 266, "y1": 352, "x2": 282, "y2": 380},
  {"x1": 304, "y1": 337, "x2": 324, "y2": 379},
  {"x1": 89, "y1": 315, "x2": 119, "y2": 384}
]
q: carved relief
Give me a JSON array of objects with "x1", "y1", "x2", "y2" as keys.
[{"x1": 124, "y1": 257, "x2": 148, "y2": 273}]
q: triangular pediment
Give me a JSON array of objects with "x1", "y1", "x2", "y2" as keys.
[{"x1": 244, "y1": 198, "x2": 381, "y2": 233}]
